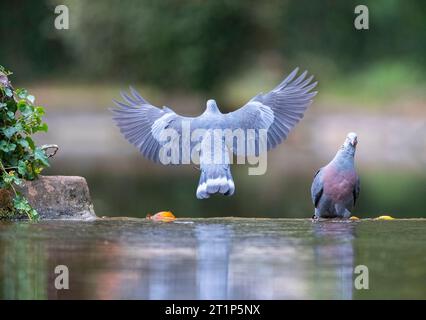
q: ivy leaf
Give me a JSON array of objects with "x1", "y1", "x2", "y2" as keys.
[
  {"x1": 2, "y1": 126, "x2": 18, "y2": 138},
  {"x1": 13, "y1": 192, "x2": 40, "y2": 221},
  {"x1": 34, "y1": 147, "x2": 49, "y2": 167},
  {"x1": 25, "y1": 137, "x2": 35, "y2": 150},
  {"x1": 1, "y1": 65, "x2": 49, "y2": 221},
  {"x1": 2, "y1": 171, "x2": 15, "y2": 184},
  {"x1": 29, "y1": 209, "x2": 39, "y2": 220},
  {"x1": 34, "y1": 123, "x2": 48, "y2": 133},
  {"x1": 2, "y1": 171, "x2": 21, "y2": 185},
  {"x1": 34, "y1": 106, "x2": 45, "y2": 115},
  {"x1": 6, "y1": 111, "x2": 15, "y2": 119},
  {"x1": 27, "y1": 95, "x2": 35, "y2": 104},
  {"x1": 13, "y1": 194, "x2": 32, "y2": 212},
  {"x1": 0, "y1": 141, "x2": 17, "y2": 152},
  {"x1": 4, "y1": 87, "x2": 13, "y2": 97},
  {"x1": 16, "y1": 88, "x2": 28, "y2": 99},
  {"x1": 18, "y1": 138, "x2": 30, "y2": 149},
  {"x1": 18, "y1": 102, "x2": 32, "y2": 117},
  {"x1": 18, "y1": 160, "x2": 27, "y2": 175},
  {"x1": 0, "y1": 65, "x2": 12, "y2": 75},
  {"x1": 13, "y1": 176, "x2": 23, "y2": 186}
]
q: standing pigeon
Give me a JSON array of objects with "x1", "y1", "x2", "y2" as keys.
[
  {"x1": 311, "y1": 132, "x2": 360, "y2": 218},
  {"x1": 112, "y1": 68, "x2": 317, "y2": 199}
]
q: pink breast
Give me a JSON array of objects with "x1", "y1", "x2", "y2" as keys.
[{"x1": 322, "y1": 166, "x2": 356, "y2": 202}]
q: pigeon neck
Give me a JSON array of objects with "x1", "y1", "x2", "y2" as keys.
[{"x1": 333, "y1": 145, "x2": 356, "y2": 163}]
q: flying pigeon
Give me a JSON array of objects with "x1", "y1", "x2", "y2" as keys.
[
  {"x1": 112, "y1": 68, "x2": 317, "y2": 199},
  {"x1": 311, "y1": 132, "x2": 360, "y2": 218}
]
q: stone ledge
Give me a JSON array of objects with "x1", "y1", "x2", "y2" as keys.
[{"x1": 0, "y1": 175, "x2": 97, "y2": 221}]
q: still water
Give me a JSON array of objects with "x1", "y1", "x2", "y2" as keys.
[{"x1": 0, "y1": 218, "x2": 425, "y2": 299}]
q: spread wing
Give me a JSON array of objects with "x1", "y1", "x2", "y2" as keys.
[
  {"x1": 111, "y1": 88, "x2": 195, "y2": 164},
  {"x1": 224, "y1": 68, "x2": 317, "y2": 155},
  {"x1": 311, "y1": 168, "x2": 324, "y2": 208}
]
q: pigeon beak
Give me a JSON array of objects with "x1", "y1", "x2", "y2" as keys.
[{"x1": 350, "y1": 137, "x2": 358, "y2": 146}]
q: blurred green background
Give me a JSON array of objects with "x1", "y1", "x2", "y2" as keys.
[{"x1": 1, "y1": 0, "x2": 425, "y2": 218}]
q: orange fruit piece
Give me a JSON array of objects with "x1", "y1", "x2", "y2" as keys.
[{"x1": 146, "y1": 211, "x2": 176, "y2": 222}]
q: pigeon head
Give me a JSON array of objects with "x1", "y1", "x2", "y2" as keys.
[
  {"x1": 332, "y1": 132, "x2": 358, "y2": 162},
  {"x1": 340, "y1": 132, "x2": 358, "y2": 155},
  {"x1": 344, "y1": 132, "x2": 358, "y2": 147},
  {"x1": 206, "y1": 99, "x2": 221, "y2": 113}
]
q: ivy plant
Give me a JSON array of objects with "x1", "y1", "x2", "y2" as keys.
[{"x1": 0, "y1": 65, "x2": 50, "y2": 220}]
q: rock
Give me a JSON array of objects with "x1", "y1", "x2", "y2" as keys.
[
  {"x1": 0, "y1": 188, "x2": 14, "y2": 218},
  {"x1": 1, "y1": 176, "x2": 97, "y2": 221}
]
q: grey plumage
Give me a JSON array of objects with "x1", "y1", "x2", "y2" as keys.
[
  {"x1": 311, "y1": 132, "x2": 360, "y2": 218},
  {"x1": 112, "y1": 68, "x2": 317, "y2": 199}
]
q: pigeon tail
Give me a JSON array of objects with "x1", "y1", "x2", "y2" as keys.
[
  {"x1": 196, "y1": 165, "x2": 235, "y2": 199},
  {"x1": 196, "y1": 133, "x2": 234, "y2": 199}
]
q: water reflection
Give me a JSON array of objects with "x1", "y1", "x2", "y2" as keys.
[
  {"x1": 0, "y1": 219, "x2": 425, "y2": 299},
  {"x1": 312, "y1": 222, "x2": 355, "y2": 299},
  {"x1": 0, "y1": 223, "x2": 48, "y2": 299},
  {"x1": 195, "y1": 224, "x2": 231, "y2": 299}
]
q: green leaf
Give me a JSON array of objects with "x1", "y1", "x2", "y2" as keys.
[
  {"x1": 0, "y1": 141, "x2": 17, "y2": 152},
  {"x1": 29, "y1": 209, "x2": 39, "y2": 220},
  {"x1": 25, "y1": 137, "x2": 35, "y2": 150},
  {"x1": 13, "y1": 176, "x2": 23, "y2": 186},
  {"x1": 2, "y1": 126, "x2": 18, "y2": 139},
  {"x1": 34, "y1": 123, "x2": 48, "y2": 133},
  {"x1": 34, "y1": 147, "x2": 49, "y2": 166},
  {"x1": 0, "y1": 65, "x2": 12, "y2": 76},
  {"x1": 4, "y1": 87, "x2": 13, "y2": 97},
  {"x1": 2, "y1": 171, "x2": 15, "y2": 184},
  {"x1": 18, "y1": 138, "x2": 30, "y2": 149},
  {"x1": 0, "y1": 66, "x2": 49, "y2": 220},
  {"x1": 6, "y1": 111, "x2": 15, "y2": 119},
  {"x1": 16, "y1": 122, "x2": 23, "y2": 131},
  {"x1": 2, "y1": 171, "x2": 21, "y2": 185},
  {"x1": 16, "y1": 88, "x2": 28, "y2": 99},
  {"x1": 18, "y1": 160, "x2": 27, "y2": 175},
  {"x1": 27, "y1": 95, "x2": 35, "y2": 104},
  {"x1": 18, "y1": 102, "x2": 32, "y2": 117},
  {"x1": 13, "y1": 195, "x2": 31, "y2": 212},
  {"x1": 34, "y1": 106, "x2": 45, "y2": 114}
]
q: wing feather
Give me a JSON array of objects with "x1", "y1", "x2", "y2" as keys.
[
  {"x1": 353, "y1": 176, "x2": 360, "y2": 206},
  {"x1": 225, "y1": 68, "x2": 317, "y2": 155},
  {"x1": 311, "y1": 168, "x2": 324, "y2": 208},
  {"x1": 111, "y1": 88, "x2": 194, "y2": 163}
]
